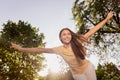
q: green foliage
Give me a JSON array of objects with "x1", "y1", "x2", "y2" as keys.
[
  {"x1": 0, "y1": 20, "x2": 45, "y2": 80},
  {"x1": 72, "y1": 0, "x2": 120, "y2": 44},
  {"x1": 1, "y1": 20, "x2": 45, "y2": 47},
  {"x1": 96, "y1": 63, "x2": 120, "y2": 80},
  {"x1": 72, "y1": 0, "x2": 120, "y2": 67}
]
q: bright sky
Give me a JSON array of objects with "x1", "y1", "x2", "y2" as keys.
[
  {"x1": 0, "y1": 0, "x2": 98, "y2": 76},
  {"x1": 0, "y1": 0, "x2": 76, "y2": 47}
]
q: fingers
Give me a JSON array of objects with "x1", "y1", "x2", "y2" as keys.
[
  {"x1": 106, "y1": 11, "x2": 114, "y2": 20},
  {"x1": 11, "y1": 43, "x2": 15, "y2": 48},
  {"x1": 11, "y1": 42, "x2": 15, "y2": 47},
  {"x1": 11, "y1": 42, "x2": 19, "y2": 48},
  {"x1": 108, "y1": 11, "x2": 114, "y2": 16}
]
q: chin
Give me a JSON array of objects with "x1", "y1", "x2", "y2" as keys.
[{"x1": 63, "y1": 42, "x2": 70, "y2": 44}]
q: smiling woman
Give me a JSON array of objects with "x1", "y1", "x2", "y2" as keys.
[{"x1": 11, "y1": 12, "x2": 114, "y2": 80}]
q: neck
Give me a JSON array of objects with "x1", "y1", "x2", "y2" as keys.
[{"x1": 63, "y1": 43, "x2": 71, "y2": 48}]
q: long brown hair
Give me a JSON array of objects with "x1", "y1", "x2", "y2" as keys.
[{"x1": 59, "y1": 28, "x2": 87, "y2": 59}]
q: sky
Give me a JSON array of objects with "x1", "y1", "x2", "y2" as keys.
[
  {"x1": 0, "y1": 0, "x2": 76, "y2": 47},
  {"x1": 0, "y1": 0, "x2": 99, "y2": 75}
]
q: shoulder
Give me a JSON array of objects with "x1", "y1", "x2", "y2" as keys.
[
  {"x1": 53, "y1": 45, "x2": 63, "y2": 50},
  {"x1": 52, "y1": 45, "x2": 63, "y2": 54}
]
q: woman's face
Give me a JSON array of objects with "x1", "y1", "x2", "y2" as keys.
[{"x1": 60, "y1": 29, "x2": 72, "y2": 44}]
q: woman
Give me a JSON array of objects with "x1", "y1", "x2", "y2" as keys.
[{"x1": 11, "y1": 11, "x2": 113, "y2": 80}]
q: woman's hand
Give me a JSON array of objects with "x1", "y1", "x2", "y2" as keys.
[
  {"x1": 11, "y1": 42, "x2": 21, "y2": 50},
  {"x1": 106, "y1": 11, "x2": 114, "y2": 20}
]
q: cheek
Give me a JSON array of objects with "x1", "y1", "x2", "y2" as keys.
[
  {"x1": 60, "y1": 36, "x2": 64, "y2": 42},
  {"x1": 60, "y1": 36, "x2": 66, "y2": 43},
  {"x1": 69, "y1": 35, "x2": 72, "y2": 39}
]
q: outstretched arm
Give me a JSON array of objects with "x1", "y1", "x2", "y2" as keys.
[
  {"x1": 11, "y1": 43, "x2": 54, "y2": 53},
  {"x1": 83, "y1": 11, "x2": 114, "y2": 39}
]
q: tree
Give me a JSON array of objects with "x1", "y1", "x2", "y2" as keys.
[
  {"x1": 72, "y1": 0, "x2": 120, "y2": 35},
  {"x1": 96, "y1": 63, "x2": 120, "y2": 80},
  {"x1": 72, "y1": 0, "x2": 120, "y2": 65},
  {"x1": 0, "y1": 20, "x2": 45, "y2": 80}
]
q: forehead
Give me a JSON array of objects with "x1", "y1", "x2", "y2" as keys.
[{"x1": 61, "y1": 29, "x2": 71, "y2": 34}]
